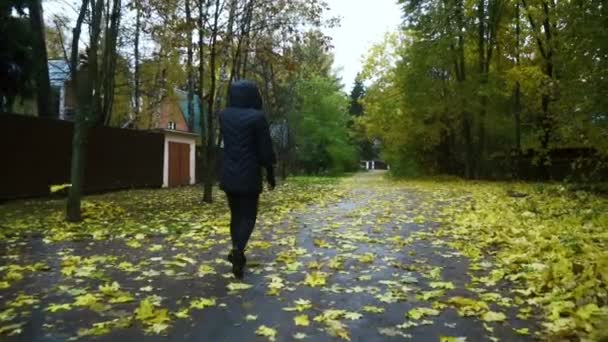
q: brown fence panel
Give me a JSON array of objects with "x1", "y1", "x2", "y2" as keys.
[{"x1": 1, "y1": 114, "x2": 164, "y2": 199}]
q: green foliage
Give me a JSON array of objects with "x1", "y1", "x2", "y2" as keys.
[
  {"x1": 348, "y1": 76, "x2": 376, "y2": 160},
  {"x1": 292, "y1": 75, "x2": 356, "y2": 174},
  {"x1": 359, "y1": 1, "x2": 608, "y2": 179}
]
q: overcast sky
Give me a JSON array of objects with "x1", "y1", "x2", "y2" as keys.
[{"x1": 324, "y1": 0, "x2": 403, "y2": 92}]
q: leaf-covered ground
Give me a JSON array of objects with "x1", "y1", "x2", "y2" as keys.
[{"x1": 0, "y1": 173, "x2": 606, "y2": 341}]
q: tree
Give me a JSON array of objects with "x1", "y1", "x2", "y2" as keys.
[
  {"x1": 66, "y1": 0, "x2": 123, "y2": 221},
  {"x1": 45, "y1": 17, "x2": 68, "y2": 59},
  {"x1": 521, "y1": 0, "x2": 557, "y2": 177},
  {"x1": 292, "y1": 74, "x2": 356, "y2": 174},
  {"x1": 184, "y1": 0, "x2": 194, "y2": 131},
  {"x1": 348, "y1": 76, "x2": 375, "y2": 161},
  {"x1": 131, "y1": 0, "x2": 142, "y2": 126},
  {"x1": 28, "y1": 0, "x2": 52, "y2": 118},
  {"x1": 348, "y1": 76, "x2": 364, "y2": 117},
  {"x1": 201, "y1": 0, "x2": 221, "y2": 204},
  {"x1": 357, "y1": 0, "x2": 606, "y2": 182},
  {"x1": 474, "y1": 0, "x2": 506, "y2": 177},
  {"x1": 66, "y1": 0, "x2": 91, "y2": 222},
  {"x1": 0, "y1": 1, "x2": 34, "y2": 113}
]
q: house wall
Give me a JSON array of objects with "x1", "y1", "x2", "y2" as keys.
[
  {"x1": 163, "y1": 131, "x2": 196, "y2": 187},
  {"x1": 158, "y1": 97, "x2": 189, "y2": 131}
]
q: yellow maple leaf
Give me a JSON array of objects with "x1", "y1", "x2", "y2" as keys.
[
  {"x1": 294, "y1": 314, "x2": 310, "y2": 326},
  {"x1": 362, "y1": 306, "x2": 385, "y2": 314},
  {"x1": 407, "y1": 307, "x2": 440, "y2": 320},
  {"x1": 256, "y1": 325, "x2": 277, "y2": 341},
  {"x1": 50, "y1": 184, "x2": 71, "y2": 193},
  {"x1": 189, "y1": 297, "x2": 216, "y2": 309},
  {"x1": 440, "y1": 336, "x2": 467, "y2": 342},
  {"x1": 304, "y1": 272, "x2": 327, "y2": 287},
  {"x1": 481, "y1": 311, "x2": 507, "y2": 322},
  {"x1": 227, "y1": 282, "x2": 253, "y2": 291}
]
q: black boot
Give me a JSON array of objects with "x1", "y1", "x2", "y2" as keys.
[
  {"x1": 230, "y1": 249, "x2": 246, "y2": 279},
  {"x1": 228, "y1": 249, "x2": 247, "y2": 264}
]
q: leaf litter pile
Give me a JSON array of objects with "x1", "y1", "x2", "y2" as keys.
[{"x1": 0, "y1": 174, "x2": 606, "y2": 341}]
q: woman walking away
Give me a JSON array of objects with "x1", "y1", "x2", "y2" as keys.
[{"x1": 219, "y1": 80, "x2": 276, "y2": 279}]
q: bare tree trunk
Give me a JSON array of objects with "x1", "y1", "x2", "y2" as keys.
[
  {"x1": 522, "y1": 0, "x2": 555, "y2": 179},
  {"x1": 539, "y1": 0, "x2": 554, "y2": 155},
  {"x1": 198, "y1": 0, "x2": 211, "y2": 137},
  {"x1": 186, "y1": 0, "x2": 195, "y2": 130},
  {"x1": 240, "y1": 8, "x2": 253, "y2": 79},
  {"x1": 475, "y1": 0, "x2": 504, "y2": 178},
  {"x1": 229, "y1": 0, "x2": 254, "y2": 83},
  {"x1": 453, "y1": 0, "x2": 474, "y2": 178},
  {"x1": 198, "y1": 0, "x2": 211, "y2": 198},
  {"x1": 66, "y1": 0, "x2": 104, "y2": 222},
  {"x1": 513, "y1": 1, "x2": 522, "y2": 177},
  {"x1": 66, "y1": 0, "x2": 92, "y2": 222},
  {"x1": 90, "y1": 0, "x2": 105, "y2": 121},
  {"x1": 475, "y1": 0, "x2": 486, "y2": 179},
  {"x1": 215, "y1": 0, "x2": 237, "y2": 121},
  {"x1": 202, "y1": 0, "x2": 221, "y2": 203},
  {"x1": 132, "y1": 0, "x2": 141, "y2": 125},
  {"x1": 212, "y1": 0, "x2": 237, "y2": 149},
  {"x1": 28, "y1": 0, "x2": 52, "y2": 118},
  {"x1": 102, "y1": 0, "x2": 122, "y2": 125}
]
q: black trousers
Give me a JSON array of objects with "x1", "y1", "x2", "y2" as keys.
[{"x1": 226, "y1": 193, "x2": 259, "y2": 251}]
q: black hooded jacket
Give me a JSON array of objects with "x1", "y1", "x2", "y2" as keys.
[{"x1": 219, "y1": 80, "x2": 276, "y2": 194}]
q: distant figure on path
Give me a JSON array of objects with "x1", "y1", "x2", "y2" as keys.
[{"x1": 219, "y1": 80, "x2": 276, "y2": 279}]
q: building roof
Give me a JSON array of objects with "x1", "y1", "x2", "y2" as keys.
[
  {"x1": 48, "y1": 59, "x2": 70, "y2": 87},
  {"x1": 174, "y1": 89, "x2": 205, "y2": 136}
]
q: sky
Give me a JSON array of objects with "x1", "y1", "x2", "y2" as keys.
[{"x1": 324, "y1": 0, "x2": 403, "y2": 92}]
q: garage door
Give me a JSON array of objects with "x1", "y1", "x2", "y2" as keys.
[{"x1": 168, "y1": 142, "x2": 190, "y2": 187}]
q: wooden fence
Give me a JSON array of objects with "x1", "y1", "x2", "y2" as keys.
[{"x1": 1, "y1": 114, "x2": 164, "y2": 200}]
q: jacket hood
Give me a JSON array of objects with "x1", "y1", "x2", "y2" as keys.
[{"x1": 228, "y1": 80, "x2": 263, "y2": 110}]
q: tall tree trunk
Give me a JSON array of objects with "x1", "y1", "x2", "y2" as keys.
[
  {"x1": 186, "y1": 0, "x2": 195, "y2": 130},
  {"x1": 89, "y1": 0, "x2": 105, "y2": 121},
  {"x1": 66, "y1": 0, "x2": 92, "y2": 222},
  {"x1": 453, "y1": 0, "x2": 474, "y2": 178},
  {"x1": 202, "y1": 0, "x2": 221, "y2": 203},
  {"x1": 475, "y1": 0, "x2": 486, "y2": 179},
  {"x1": 539, "y1": 0, "x2": 554, "y2": 158},
  {"x1": 66, "y1": 0, "x2": 104, "y2": 222},
  {"x1": 522, "y1": 0, "x2": 555, "y2": 179},
  {"x1": 513, "y1": 1, "x2": 522, "y2": 178},
  {"x1": 198, "y1": 0, "x2": 211, "y2": 199},
  {"x1": 28, "y1": 0, "x2": 52, "y2": 118},
  {"x1": 198, "y1": 0, "x2": 209, "y2": 140},
  {"x1": 240, "y1": 10, "x2": 253, "y2": 79},
  {"x1": 132, "y1": 0, "x2": 141, "y2": 125},
  {"x1": 230, "y1": 0, "x2": 254, "y2": 83},
  {"x1": 102, "y1": 0, "x2": 122, "y2": 125},
  {"x1": 475, "y1": 0, "x2": 503, "y2": 178},
  {"x1": 218, "y1": 0, "x2": 238, "y2": 113}
]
